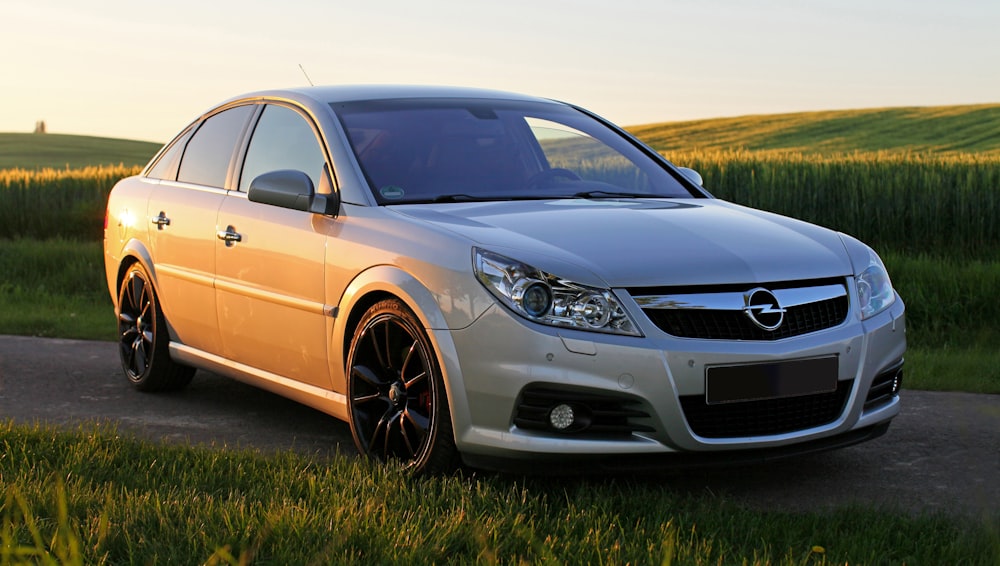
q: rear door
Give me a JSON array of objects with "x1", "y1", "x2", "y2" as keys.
[
  {"x1": 146, "y1": 104, "x2": 255, "y2": 354},
  {"x1": 214, "y1": 103, "x2": 336, "y2": 389}
]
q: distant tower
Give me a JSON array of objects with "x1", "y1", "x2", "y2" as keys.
[{"x1": 34, "y1": 120, "x2": 46, "y2": 134}]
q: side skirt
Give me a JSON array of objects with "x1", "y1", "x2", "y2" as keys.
[{"x1": 169, "y1": 342, "x2": 349, "y2": 422}]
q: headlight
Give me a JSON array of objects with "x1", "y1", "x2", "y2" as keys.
[
  {"x1": 473, "y1": 248, "x2": 641, "y2": 336},
  {"x1": 855, "y1": 250, "x2": 896, "y2": 320}
]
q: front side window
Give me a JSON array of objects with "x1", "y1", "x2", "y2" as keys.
[
  {"x1": 333, "y1": 99, "x2": 694, "y2": 204},
  {"x1": 177, "y1": 105, "x2": 255, "y2": 188},
  {"x1": 239, "y1": 105, "x2": 328, "y2": 193}
]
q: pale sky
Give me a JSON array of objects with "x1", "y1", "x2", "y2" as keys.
[{"x1": 2, "y1": 0, "x2": 997, "y2": 143}]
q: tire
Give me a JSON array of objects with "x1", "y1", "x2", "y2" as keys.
[
  {"x1": 346, "y1": 298, "x2": 458, "y2": 474},
  {"x1": 116, "y1": 263, "x2": 195, "y2": 392}
]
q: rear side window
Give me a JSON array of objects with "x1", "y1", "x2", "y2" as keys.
[
  {"x1": 146, "y1": 128, "x2": 192, "y2": 181},
  {"x1": 177, "y1": 105, "x2": 255, "y2": 188}
]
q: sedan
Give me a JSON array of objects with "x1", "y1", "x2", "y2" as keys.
[{"x1": 104, "y1": 85, "x2": 905, "y2": 473}]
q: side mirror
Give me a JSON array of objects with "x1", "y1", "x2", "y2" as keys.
[
  {"x1": 677, "y1": 167, "x2": 703, "y2": 187},
  {"x1": 248, "y1": 170, "x2": 339, "y2": 216}
]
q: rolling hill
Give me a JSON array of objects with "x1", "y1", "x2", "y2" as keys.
[
  {"x1": 0, "y1": 133, "x2": 161, "y2": 169},
  {"x1": 627, "y1": 103, "x2": 1000, "y2": 156},
  {"x1": 2, "y1": 103, "x2": 997, "y2": 170}
]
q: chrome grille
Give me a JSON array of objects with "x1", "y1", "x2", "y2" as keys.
[{"x1": 631, "y1": 280, "x2": 850, "y2": 340}]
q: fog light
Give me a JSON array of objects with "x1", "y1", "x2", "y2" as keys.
[{"x1": 549, "y1": 404, "x2": 575, "y2": 430}]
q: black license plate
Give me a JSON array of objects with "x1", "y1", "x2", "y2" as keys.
[{"x1": 706, "y1": 356, "x2": 838, "y2": 405}]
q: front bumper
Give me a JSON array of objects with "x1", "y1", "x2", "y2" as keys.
[{"x1": 438, "y1": 292, "x2": 905, "y2": 468}]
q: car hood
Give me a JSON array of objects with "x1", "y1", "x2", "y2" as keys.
[{"x1": 391, "y1": 198, "x2": 852, "y2": 288}]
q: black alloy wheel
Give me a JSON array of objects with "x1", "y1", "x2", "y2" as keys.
[
  {"x1": 347, "y1": 299, "x2": 457, "y2": 473},
  {"x1": 117, "y1": 264, "x2": 194, "y2": 392}
]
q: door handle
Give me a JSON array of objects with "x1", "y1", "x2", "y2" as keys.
[
  {"x1": 151, "y1": 211, "x2": 171, "y2": 230},
  {"x1": 216, "y1": 225, "x2": 242, "y2": 247}
]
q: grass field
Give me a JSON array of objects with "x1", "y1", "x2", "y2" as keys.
[
  {"x1": 0, "y1": 133, "x2": 160, "y2": 170},
  {"x1": 629, "y1": 103, "x2": 1000, "y2": 156}
]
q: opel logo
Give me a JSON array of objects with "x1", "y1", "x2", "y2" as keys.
[{"x1": 743, "y1": 288, "x2": 786, "y2": 331}]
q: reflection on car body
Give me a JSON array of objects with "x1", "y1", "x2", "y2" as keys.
[{"x1": 104, "y1": 85, "x2": 905, "y2": 473}]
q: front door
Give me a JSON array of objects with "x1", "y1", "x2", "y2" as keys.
[{"x1": 215, "y1": 104, "x2": 335, "y2": 389}]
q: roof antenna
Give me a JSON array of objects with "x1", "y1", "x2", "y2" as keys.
[{"x1": 298, "y1": 64, "x2": 315, "y2": 86}]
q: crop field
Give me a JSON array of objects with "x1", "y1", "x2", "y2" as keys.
[{"x1": 0, "y1": 165, "x2": 140, "y2": 240}]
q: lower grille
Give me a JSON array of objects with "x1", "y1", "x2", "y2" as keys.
[
  {"x1": 864, "y1": 360, "x2": 903, "y2": 411},
  {"x1": 679, "y1": 379, "x2": 853, "y2": 438},
  {"x1": 514, "y1": 387, "x2": 654, "y2": 437}
]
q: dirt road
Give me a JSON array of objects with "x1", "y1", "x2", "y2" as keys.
[{"x1": 1, "y1": 334, "x2": 997, "y2": 518}]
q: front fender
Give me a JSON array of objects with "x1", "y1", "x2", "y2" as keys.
[{"x1": 330, "y1": 265, "x2": 478, "y2": 438}]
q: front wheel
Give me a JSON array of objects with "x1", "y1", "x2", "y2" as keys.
[
  {"x1": 346, "y1": 299, "x2": 457, "y2": 474},
  {"x1": 117, "y1": 263, "x2": 194, "y2": 392}
]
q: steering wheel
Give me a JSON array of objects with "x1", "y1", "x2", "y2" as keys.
[{"x1": 526, "y1": 168, "x2": 581, "y2": 189}]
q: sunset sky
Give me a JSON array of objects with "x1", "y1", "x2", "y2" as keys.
[{"x1": 2, "y1": 0, "x2": 997, "y2": 143}]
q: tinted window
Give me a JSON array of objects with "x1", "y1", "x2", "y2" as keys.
[
  {"x1": 177, "y1": 105, "x2": 254, "y2": 188},
  {"x1": 146, "y1": 127, "x2": 192, "y2": 181},
  {"x1": 239, "y1": 105, "x2": 327, "y2": 193},
  {"x1": 334, "y1": 99, "x2": 695, "y2": 204}
]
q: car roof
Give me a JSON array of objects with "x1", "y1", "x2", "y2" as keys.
[{"x1": 218, "y1": 84, "x2": 562, "y2": 108}]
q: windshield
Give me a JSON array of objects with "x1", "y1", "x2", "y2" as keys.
[{"x1": 332, "y1": 98, "x2": 696, "y2": 204}]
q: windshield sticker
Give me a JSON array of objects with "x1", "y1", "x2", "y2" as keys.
[{"x1": 379, "y1": 185, "x2": 405, "y2": 200}]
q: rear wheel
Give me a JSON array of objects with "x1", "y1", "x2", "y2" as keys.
[
  {"x1": 117, "y1": 263, "x2": 194, "y2": 392},
  {"x1": 346, "y1": 299, "x2": 457, "y2": 474}
]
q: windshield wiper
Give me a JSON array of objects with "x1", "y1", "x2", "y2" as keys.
[
  {"x1": 572, "y1": 190, "x2": 657, "y2": 199},
  {"x1": 430, "y1": 194, "x2": 554, "y2": 203},
  {"x1": 432, "y1": 194, "x2": 490, "y2": 203}
]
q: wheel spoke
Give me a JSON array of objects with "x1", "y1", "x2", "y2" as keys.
[
  {"x1": 129, "y1": 275, "x2": 145, "y2": 310},
  {"x1": 400, "y1": 341, "x2": 426, "y2": 388},
  {"x1": 131, "y1": 336, "x2": 148, "y2": 375},
  {"x1": 404, "y1": 406, "x2": 430, "y2": 434},
  {"x1": 351, "y1": 364, "x2": 387, "y2": 390},
  {"x1": 118, "y1": 311, "x2": 136, "y2": 326},
  {"x1": 377, "y1": 408, "x2": 402, "y2": 458},
  {"x1": 397, "y1": 411, "x2": 417, "y2": 458},
  {"x1": 368, "y1": 322, "x2": 389, "y2": 371},
  {"x1": 403, "y1": 369, "x2": 427, "y2": 390}
]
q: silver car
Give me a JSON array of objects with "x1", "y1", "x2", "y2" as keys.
[{"x1": 103, "y1": 85, "x2": 905, "y2": 473}]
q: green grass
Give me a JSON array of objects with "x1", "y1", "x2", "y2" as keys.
[
  {"x1": 905, "y1": 346, "x2": 1000, "y2": 394},
  {"x1": 0, "y1": 239, "x2": 115, "y2": 341},
  {"x1": 0, "y1": 133, "x2": 161, "y2": 170},
  {"x1": 2, "y1": 422, "x2": 997, "y2": 565},
  {"x1": 628, "y1": 103, "x2": 1000, "y2": 156}
]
